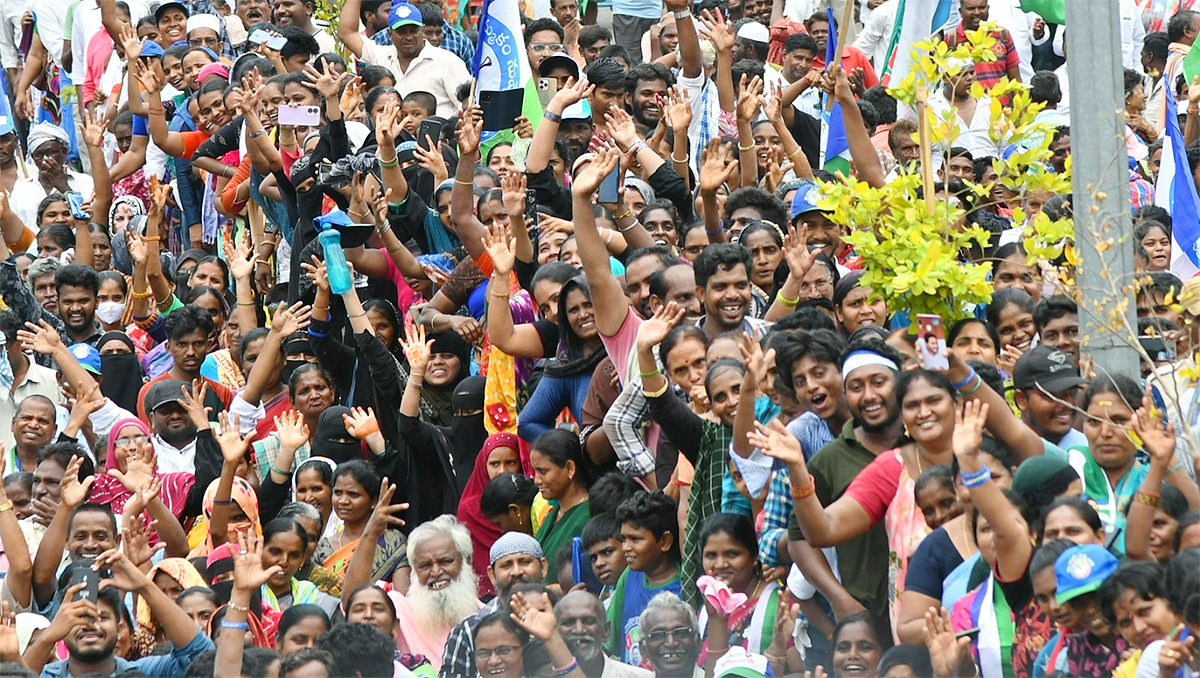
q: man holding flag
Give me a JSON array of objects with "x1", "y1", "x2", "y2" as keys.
[{"x1": 338, "y1": 0, "x2": 470, "y2": 117}]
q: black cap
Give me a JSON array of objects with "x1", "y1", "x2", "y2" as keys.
[
  {"x1": 1012, "y1": 345, "x2": 1084, "y2": 393},
  {"x1": 144, "y1": 379, "x2": 192, "y2": 413},
  {"x1": 538, "y1": 53, "x2": 580, "y2": 80}
]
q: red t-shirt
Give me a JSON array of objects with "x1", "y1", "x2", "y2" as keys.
[
  {"x1": 813, "y1": 46, "x2": 880, "y2": 89},
  {"x1": 842, "y1": 448, "x2": 903, "y2": 522}
]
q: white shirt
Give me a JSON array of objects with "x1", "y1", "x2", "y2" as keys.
[
  {"x1": 9, "y1": 170, "x2": 93, "y2": 230},
  {"x1": 34, "y1": 0, "x2": 75, "y2": 67},
  {"x1": 601, "y1": 657, "x2": 653, "y2": 678},
  {"x1": 0, "y1": 362, "x2": 62, "y2": 459},
  {"x1": 358, "y1": 40, "x2": 470, "y2": 117},
  {"x1": 151, "y1": 433, "x2": 196, "y2": 474},
  {"x1": 853, "y1": 0, "x2": 898, "y2": 70},
  {"x1": 923, "y1": 90, "x2": 1006, "y2": 159},
  {"x1": 0, "y1": 0, "x2": 32, "y2": 70},
  {"x1": 1053, "y1": 62, "x2": 1070, "y2": 117},
  {"x1": 311, "y1": 22, "x2": 335, "y2": 54}
]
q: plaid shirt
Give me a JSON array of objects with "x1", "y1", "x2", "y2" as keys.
[
  {"x1": 755, "y1": 414, "x2": 834, "y2": 567},
  {"x1": 372, "y1": 23, "x2": 474, "y2": 66},
  {"x1": 439, "y1": 600, "x2": 498, "y2": 678},
  {"x1": 251, "y1": 434, "x2": 312, "y2": 483}
]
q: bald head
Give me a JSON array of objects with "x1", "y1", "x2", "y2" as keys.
[{"x1": 556, "y1": 590, "x2": 608, "y2": 662}]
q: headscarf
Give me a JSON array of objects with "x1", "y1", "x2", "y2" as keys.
[
  {"x1": 135, "y1": 559, "x2": 206, "y2": 633},
  {"x1": 189, "y1": 476, "x2": 261, "y2": 558},
  {"x1": 545, "y1": 276, "x2": 606, "y2": 378},
  {"x1": 421, "y1": 331, "x2": 471, "y2": 426},
  {"x1": 27, "y1": 122, "x2": 69, "y2": 156},
  {"x1": 97, "y1": 333, "x2": 145, "y2": 414},
  {"x1": 108, "y1": 196, "x2": 146, "y2": 234},
  {"x1": 89, "y1": 418, "x2": 194, "y2": 522},
  {"x1": 208, "y1": 603, "x2": 274, "y2": 648},
  {"x1": 457, "y1": 432, "x2": 531, "y2": 598},
  {"x1": 15, "y1": 614, "x2": 49, "y2": 656},
  {"x1": 310, "y1": 406, "x2": 362, "y2": 463},
  {"x1": 450, "y1": 375, "x2": 488, "y2": 486}
]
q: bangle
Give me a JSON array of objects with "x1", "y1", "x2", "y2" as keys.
[
  {"x1": 349, "y1": 311, "x2": 366, "y2": 318},
  {"x1": 672, "y1": 8, "x2": 691, "y2": 19},
  {"x1": 790, "y1": 474, "x2": 816, "y2": 500},
  {"x1": 221, "y1": 621, "x2": 250, "y2": 630},
  {"x1": 643, "y1": 382, "x2": 669, "y2": 398},
  {"x1": 738, "y1": 141, "x2": 756, "y2": 152},
  {"x1": 379, "y1": 155, "x2": 399, "y2": 168},
  {"x1": 270, "y1": 463, "x2": 289, "y2": 476},
  {"x1": 706, "y1": 645, "x2": 729, "y2": 654},
  {"x1": 617, "y1": 219, "x2": 639, "y2": 233},
  {"x1": 639, "y1": 366, "x2": 661, "y2": 379},
  {"x1": 543, "y1": 110, "x2": 562, "y2": 123},
  {"x1": 142, "y1": 236, "x2": 161, "y2": 242},
  {"x1": 960, "y1": 375, "x2": 984, "y2": 395},
  {"x1": 237, "y1": 301, "x2": 256, "y2": 307},
  {"x1": 313, "y1": 305, "x2": 329, "y2": 312},
  {"x1": 962, "y1": 466, "x2": 992, "y2": 488},
  {"x1": 604, "y1": 230, "x2": 614, "y2": 246},
  {"x1": 951, "y1": 368, "x2": 978, "y2": 390},
  {"x1": 1134, "y1": 490, "x2": 1161, "y2": 507},
  {"x1": 255, "y1": 260, "x2": 271, "y2": 267},
  {"x1": 131, "y1": 289, "x2": 153, "y2": 299},
  {"x1": 148, "y1": 107, "x2": 164, "y2": 115},
  {"x1": 671, "y1": 153, "x2": 689, "y2": 164},
  {"x1": 630, "y1": 140, "x2": 648, "y2": 155},
  {"x1": 490, "y1": 291, "x2": 510, "y2": 300},
  {"x1": 613, "y1": 207, "x2": 632, "y2": 220},
  {"x1": 776, "y1": 291, "x2": 799, "y2": 307},
  {"x1": 226, "y1": 601, "x2": 250, "y2": 612},
  {"x1": 553, "y1": 660, "x2": 578, "y2": 677},
  {"x1": 212, "y1": 498, "x2": 235, "y2": 505},
  {"x1": 408, "y1": 378, "x2": 424, "y2": 389},
  {"x1": 789, "y1": 148, "x2": 803, "y2": 160},
  {"x1": 454, "y1": 178, "x2": 474, "y2": 186},
  {"x1": 960, "y1": 467, "x2": 990, "y2": 483},
  {"x1": 248, "y1": 128, "x2": 267, "y2": 139}
]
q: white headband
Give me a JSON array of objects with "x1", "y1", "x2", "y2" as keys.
[{"x1": 841, "y1": 350, "x2": 900, "y2": 381}]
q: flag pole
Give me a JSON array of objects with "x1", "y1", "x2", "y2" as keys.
[
  {"x1": 915, "y1": 83, "x2": 935, "y2": 216},
  {"x1": 824, "y1": 0, "x2": 855, "y2": 112}
]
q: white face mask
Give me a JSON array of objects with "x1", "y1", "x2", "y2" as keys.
[{"x1": 96, "y1": 300, "x2": 126, "y2": 324}]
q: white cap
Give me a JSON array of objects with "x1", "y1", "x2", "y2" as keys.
[
  {"x1": 187, "y1": 13, "x2": 223, "y2": 35},
  {"x1": 736, "y1": 21, "x2": 770, "y2": 44}
]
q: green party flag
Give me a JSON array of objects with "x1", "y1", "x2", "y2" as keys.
[
  {"x1": 1019, "y1": 0, "x2": 1065, "y2": 24},
  {"x1": 1184, "y1": 44, "x2": 1200, "y2": 90}
]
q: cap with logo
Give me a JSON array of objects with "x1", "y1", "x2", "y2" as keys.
[
  {"x1": 69, "y1": 343, "x2": 101, "y2": 375},
  {"x1": 388, "y1": 2, "x2": 422, "y2": 29},
  {"x1": 144, "y1": 379, "x2": 193, "y2": 413},
  {"x1": 714, "y1": 647, "x2": 774, "y2": 678},
  {"x1": 1055, "y1": 544, "x2": 1118, "y2": 604},
  {"x1": 155, "y1": 1, "x2": 191, "y2": 22},
  {"x1": 790, "y1": 180, "x2": 827, "y2": 220},
  {"x1": 1012, "y1": 344, "x2": 1084, "y2": 393}
]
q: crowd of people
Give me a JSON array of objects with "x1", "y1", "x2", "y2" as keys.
[{"x1": 0, "y1": 0, "x2": 1193, "y2": 674}]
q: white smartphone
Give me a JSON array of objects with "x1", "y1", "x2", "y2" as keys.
[{"x1": 278, "y1": 104, "x2": 320, "y2": 126}]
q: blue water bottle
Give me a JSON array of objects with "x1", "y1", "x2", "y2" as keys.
[{"x1": 318, "y1": 224, "x2": 353, "y2": 294}]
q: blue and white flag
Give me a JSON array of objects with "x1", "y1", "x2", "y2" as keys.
[
  {"x1": 471, "y1": 0, "x2": 541, "y2": 137},
  {"x1": 880, "y1": 0, "x2": 955, "y2": 87},
  {"x1": 819, "y1": 6, "x2": 850, "y2": 175},
  {"x1": 1155, "y1": 84, "x2": 1200, "y2": 280}
]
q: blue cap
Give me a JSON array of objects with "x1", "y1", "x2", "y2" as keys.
[
  {"x1": 789, "y1": 180, "x2": 827, "y2": 220},
  {"x1": 0, "y1": 115, "x2": 14, "y2": 137},
  {"x1": 154, "y1": 0, "x2": 190, "y2": 22},
  {"x1": 1055, "y1": 544, "x2": 1118, "y2": 604},
  {"x1": 69, "y1": 343, "x2": 101, "y2": 375},
  {"x1": 139, "y1": 39, "x2": 165, "y2": 58},
  {"x1": 388, "y1": 2, "x2": 422, "y2": 29},
  {"x1": 396, "y1": 140, "x2": 418, "y2": 163},
  {"x1": 314, "y1": 208, "x2": 355, "y2": 232}
]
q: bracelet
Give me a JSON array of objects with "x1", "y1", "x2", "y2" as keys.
[
  {"x1": 148, "y1": 108, "x2": 164, "y2": 115},
  {"x1": 543, "y1": 110, "x2": 562, "y2": 123},
  {"x1": 960, "y1": 467, "x2": 990, "y2": 483},
  {"x1": 131, "y1": 289, "x2": 153, "y2": 299},
  {"x1": 630, "y1": 140, "x2": 648, "y2": 155},
  {"x1": 1168, "y1": 460, "x2": 1185, "y2": 475},
  {"x1": 962, "y1": 466, "x2": 992, "y2": 488},
  {"x1": 379, "y1": 155, "x2": 399, "y2": 168},
  {"x1": 313, "y1": 305, "x2": 329, "y2": 312},
  {"x1": 408, "y1": 378, "x2": 424, "y2": 389},
  {"x1": 790, "y1": 474, "x2": 816, "y2": 500},
  {"x1": 1134, "y1": 490, "x2": 1161, "y2": 507},
  {"x1": 553, "y1": 660, "x2": 578, "y2": 677},
  {"x1": 672, "y1": 9, "x2": 691, "y2": 19},
  {"x1": 604, "y1": 230, "x2": 614, "y2": 246},
  {"x1": 212, "y1": 498, "x2": 236, "y2": 505},
  {"x1": 737, "y1": 141, "x2": 756, "y2": 152},
  {"x1": 613, "y1": 207, "x2": 632, "y2": 220},
  {"x1": 671, "y1": 154, "x2": 690, "y2": 164},
  {"x1": 255, "y1": 260, "x2": 271, "y2": 267},
  {"x1": 454, "y1": 178, "x2": 474, "y2": 186},
  {"x1": 349, "y1": 311, "x2": 367, "y2": 318},
  {"x1": 248, "y1": 128, "x2": 267, "y2": 139},
  {"x1": 643, "y1": 382, "x2": 669, "y2": 398},
  {"x1": 706, "y1": 645, "x2": 729, "y2": 654},
  {"x1": 951, "y1": 368, "x2": 978, "y2": 390},
  {"x1": 237, "y1": 301, "x2": 256, "y2": 307},
  {"x1": 270, "y1": 463, "x2": 290, "y2": 476},
  {"x1": 776, "y1": 291, "x2": 800, "y2": 307},
  {"x1": 226, "y1": 601, "x2": 250, "y2": 613},
  {"x1": 639, "y1": 366, "x2": 661, "y2": 379},
  {"x1": 221, "y1": 621, "x2": 249, "y2": 630},
  {"x1": 789, "y1": 148, "x2": 803, "y2": 160},
  {"x1": 490, "y1": 291, "x2": 510, "y2": 301},
  {"x1": 960, "y1": 375, "x2": 984, "y2": 395},
  {"x1": 617, "y1": 219, "x2": 639, "y2": 233},
  {"x1": 142, "y1": 236, "x2": 161, "y2": 242}
]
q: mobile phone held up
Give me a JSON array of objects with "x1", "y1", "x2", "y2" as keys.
[
  {"x1": 278, "y1": 104, "x2": 320, "y2": 127},
  {"x1": 915, "y1": 314, "x2": 949, "y2": 371}
]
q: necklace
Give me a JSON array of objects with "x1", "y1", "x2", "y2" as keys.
[{"x1": 961, "y1": 516, "x2": 976, "y2": 557}]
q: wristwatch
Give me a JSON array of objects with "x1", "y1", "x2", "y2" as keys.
[
  {"x1": 672, "y1": 9, "x2": 691, "y2": 19},
  {"x1": 0, "y1": 500, "x2": 14, "y2": 513}
]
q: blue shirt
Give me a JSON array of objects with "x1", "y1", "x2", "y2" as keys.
[{"x1": 41, "y1": 630, "x2": 214, "y2": 678}]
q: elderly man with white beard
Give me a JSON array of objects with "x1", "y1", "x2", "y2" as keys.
[
  {"x1": 377, "y1": 515, "x2": 482, "y2": 671},
  {"x1": 557, "y1": 590, "x2": 652, "y2": 678}
]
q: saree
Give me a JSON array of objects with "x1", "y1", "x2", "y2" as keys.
[
  {"x1": 535, "y1": 499, "x2": 590, "y2": 586},
  {"x1": 883, "y1": 449, "x2": 930, "y2": 638},
  {"x1": 314, "y1": 528, "x2": 409, "y2": 582}
]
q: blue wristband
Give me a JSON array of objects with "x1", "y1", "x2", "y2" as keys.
[
  {"x1": 961, "y1": 466, "x2": 992, "y2": 488},
  {"x1": 951, "y1": 368, "x2": 978, "y2": 390},
  {"x1": 220, "y1": 621, "x2": 249, "y2": 630}
]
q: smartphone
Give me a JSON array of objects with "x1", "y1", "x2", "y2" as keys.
[
  {"x1": 266, "y1": 34, "x2": 288, "y2": 51},
  {"x1": 915, "y1": 314, "x2": 949, "y2": 370},
  {"x1": 597, "y1": 166, "x2": 620, "y2": 204},
  {"x1": 66, "y1": 192, "x2": 90, "y2": 220},
  {"x1": 317, "y1": 159, "x2": 333, "y2": 185},
  {"x1": 537, "y1": 77, "x2": 559, "y2": 108},
  {"x1": 417, "y1": 116, "x2": 445, "y2": 152},
  {"x1": 955, "y1": 627, "x2": 981, "y2": 639},
  {"x1": 525, "y1": 189, "x2": 538, "y2": 225},
  {"x1": 278, "y1": 104, "x2": 320, "y2": 126},
  {"x1": 1139, "y1": 334, "x2": 1177, "y2": 363},
  {"x1": 69, "y1": 559, "x2": 101, "y2": 603},
  {"x1": 248, "y1": 28, "x2": 270, "y2": 45}
]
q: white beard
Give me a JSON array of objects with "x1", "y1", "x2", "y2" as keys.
[{"x1": 407, "y1": 571, "x2": 480, "y2": 636}]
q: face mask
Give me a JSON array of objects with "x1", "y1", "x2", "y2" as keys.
[
  {"x1": 281, "y1": 359, "x2": 305, "y2": 385},
  {"x1": 96, "y1": 300, "x2": 126, "y2": 324}
]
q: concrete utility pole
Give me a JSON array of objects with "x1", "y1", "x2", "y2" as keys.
[{"x1": 1065, "y1": 0, "x2": 1139, "y2": 378}]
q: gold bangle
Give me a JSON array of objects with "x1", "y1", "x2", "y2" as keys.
[
  {"x1": 789, "y1": 148, "x2": 803, "y2": 160},
  {"x1": 131, "y1": 289, "x2": 152, "y2": 299},
  {"x1": 313, "y1": 305, "x2": 329, "y2": 312},
  {"x1": 642, "y1": 382, "x2": 669, "y2": 398},
  {"x1": 738, "y1": 142, "x2": 756, "y2": 152},
  {"x1": 613, "y1": 208, "x2": 632, "y2": 220}
]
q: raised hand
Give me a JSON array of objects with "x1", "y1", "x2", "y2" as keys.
[
  {"x1": 500, "y1": 171, "x2": 527, "y2": 223},
  {"x1": 399, "y1": 324, "x2": 434, "y2": 375},
  {"x1": 735, "y1": 74, "x2": 765, "y2": 125},
  {"x1": 132, "y1": 58, "x2": 163, "y2": 95},
  {"x1": 302, "y1": 61, "x2": 349, "y2": 101},
  {"x1": 414, "y1": 138, "x2": 448, "y2": 184},
  {"x1": 571, "y1": 145, "x2": 621, "y2": 198},
  {"x1": 271, "y1": 301, "x2": 313, "y2": 337},
  {"x1": 455, "y1": 105, "x2": 484, "y2": 156},
  {"x1": 110, "y1": 440, "x2": 156, "y2": 493},
  {"x1": 549, "y1": 77, "x2": 594, "y2": 112},
  {"x1": 224, "y1": 235, "x2": 258, "y2": 282},
  {"x1": 698, "y1": 8, "x2": 735, "y2": 54},
  {"x1": 664, "y1": 85, "x2": 693, "y2": 132},
  {"x1": 364, "y1": 477, "x2": 408, "y2": 537},
  {"x1": 117, "y1": 25, "x2": 142, "y2": 62},
  {"x1": 763, "y1": 82, "x2": 785, "y2": 124},
  {"x1": 343, "y1": 407, "x2": 380, "y2": 439},
  {"x1": 782, "y1": 226, "x2": 817, "y2": 283},
  {"x1": 17, "y1": 319, "x2": 64, "y2": 355},
  {"x1": 80, "y1": 110, "x2": 107, "y2": 150},
  {"x1": 149, "y1": 175, "x2": 172, "y2": 214},
  {"x1": 302, "y1": 254, "x2": 330, "y2": 292},
  {"x1": 340, "y1": 76, "x2": 367, "y2": 119},
  {"x1": 94, "y1": 547, "x2": 151, "y2": 593},
  {"x1": 636, "y1": 301, "x2": 687, "y2": 351},
  {"x1": 60, "y1": 456, "x2": 95, "y2": 509},
  {"x1": 483, "y1": 221, "x2": 517, "y2": 277},
  {"x1": 375, "y1": 99, "x2": 402, "y2": 148},
  {"x1": 604, "y1": 106, "x2": 640, "y2": 150},
  {"x1": 1133, "y1": 383, "x2": 1176, "y2": 469},
  {"x1": 179, "y1": 379, "x2": 211, "y2": 430},
  {"x1": 740, "y1": 332, "x2": 776, "y2": 390},
  {"x1": 215, "y1": 412, "x2": 254, "y2": 467},
  {"x1": 698, "y1": 138, "x2": 739, "y2": 194},
  {"x1": 952, "y1": 399, "x2": 989, "y2": 464},
  {"x1": 924, "y1": 606, "x2": 976, "y2": 678},
  {"x1": 234, "y1": 531, "x2": 283, "y2": 591},
  {"x1": 510, "y1": 591, "x2": 559, "y2": 641},
  {"x1": 122, "y1": 509, "x2": 155, "y2": 566},
  {"x1": 273, "y1": 410, "x2": 310, "y2": 454}
]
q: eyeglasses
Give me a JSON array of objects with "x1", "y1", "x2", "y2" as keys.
[
  {"x1": 474, "y1": 645, "x2": 522, "y2": 661},
  {"x1": 529, "y1": 43, "x2": 566, "y2": 53},
  {"x1": 799, "y1": 279, "x2": 831, "y2": 294},
  {"x1": 190, "y1": 37, "x2": 221, "y2": 48},
  {"x1": 115, "y1": 435, "x2": 150, "y2": 448},
  {"x1": 644, "y1": 628, "x2": 695, "y2": 644}
]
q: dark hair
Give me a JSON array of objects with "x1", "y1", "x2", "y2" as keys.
[
  {"x1": 184, "y1": 285, "x2": 230, "y2": 321},
  {"x1": 578, "y1": 24, "x2": 612, "y2": 50},
  {"x1": 627, "y1": 244, "x2": 677, "y2": 272},
  {"x1": 263, "y1": 518, "x2": 310, "y2": 551},
  {"x1": 1139, "y1": 270, "x2": 1184, "y2": 301},
  {"x1": 659, "y1": 324, "x2": 709, "y2": 370},
  {"x1": 1134, "y1": 219, "x2": 1172, "y2": 245},
  {"x1": 526, "y1": 17, "x2": 565, "y2": 43},
  {"x1": 947, "y1": 318, "x2": 1001, "y2": 357},
  {"x1": 698, "y1": 512, "x2": 759, "y2": 564},
  {"x1": 243, "y1": 648, "x2": 283, "y2": 678},
  {"x1": 332, "y1": 460, "x2": 382, "y2": 502},
  {"x1": 278, "y1": 25, "x2": 320, "y2": 62},
  {"x1": 1096, "y1": 561, "x2": 1167, "y2": 625},
  {"x1": 625, "y1": 62, "x2": 674, "y2": 94},
  {"x1": 986, "y1": 288, "x2": 1036, "y2": 330},
  {"x1": 317, "y1": 623, "x2": 396, "y2": 678},
  {"x1": 1079, "y1": 373, "x2": 1142, "y2": 414},
  {"x1": 615, "y1": 490, "x2": 680, "y2": 562},
  {"x1": 706, "y1": 357, "x2": 747, "y2": 396},
  {"x1": 1124, "y1": 68, "x2": 1145, "y2": 98},
  {"x1": 176, "y1": 586, "x2": 219, "y2": 608},
  {"x1": 365, "y1": 85, "x2": 401, "y2": 116},
  {"x1": 70, "y1": 502, "x2": 117, "y2": 539},
  {"x1": 725, "y1": 187, "x2": 787, "y2": 228},
  {"x1": 1040, "y1": 496, "x2": 1103, "y2": 542},
  {"x1": 694, "y1": 243, "x2": 752, "y2": 288},
  {"x1": 861, "y1": 85, "x2": 897, "y2": 125},
  {"x1": 896, "y1": 369, "x2": 956, "y2": 408},
  {"x1": 295, "y1": 458, "x2": 334, "y2": 489},
  {"x1": 1032, "y1": 295, "x2": 1077, "y2": 334},
  {"x1": 472, "y1": 610, "x2": 530, "y2": 648},
  {"x1": 970, "y1": 487, "x2": 1034, "y2": 536},
  {"x1": 416, "y1": 2, "x2": 443, "y2": 25},
  {"x1": 775, "y1": 329, "x2": 844, "y2": 395},
  {"x1": 346, "y1": 584, "x2": 398, "y2": 622},
  {"x1": 287, "y1": 363, "x2": 336, "y2": 399},
  {"x1": 585, "y1": 57, "x2": 627, "y2": 89},
  {"x1": 2, "y1": 472, "x2": 32, "y2": 494},
  {"x1": 1160, "y1": 548, "x2": 1200, "y2": 624},
  {"x1": 38, "y1": 440, "x2": 94, "y2": 479},
  {"x1": 832, "y1": 612, "x2": 878, "y2": 648},
  {"x1": 1168, "y1": 10, "x2": 1198, "y2": 44},
  {"x1": 279, "y1": 648, "x2": 336, "y2": 677},
  {"x1": 1030, "y1": 537, "x2": 1076, "y2": 575},
  {"x1": 530, "y1": 429, "x2": 590, "y2": 487},
  {"x1": 1029, "y1": 71, "x2": 1062, "y2": 106},
  {"x1": 165, "y1": 305, "x2": 216, "y2": 343},
  {"x1": 1134, "y1": 205, "x2": 1173, "y2": 231},
  {"x1": 588, "y1": 472, "x2": 642, "y2": 516},
  {"x1": 237, "y1": 327, "x2": 272, "y2": 362},
  {"x1": 581, "y1": 512, "x2": 620, "y2": 550},
  {"x1": 784, "y1": 32, "x2": 817, "y2": 54},
  {"x1": 0, "y1": 662, "x2": 35, "y2": 678},
  {"x1": 1144, "y1": 31, "x2": 1170, "y2": 62},
  {"x1": 596, "y1": 44, "x2": 632, "y2": 64},
  {"x1": 530, "y1": 261, "x2": 576, "y2": 294},
  {"x1": 775, "y1": 305, "x2": 838, "y2": 333},
  {"x1": 738, "y1": 220, "x2": 784, "y2": 250},
  {"x1": 402, "y1": 90, "x2": 438, "y2": 116},
  {"x1": 479, "y1": 472, "x2": 538, "y2": 517},
  {"x1": 1160, "y1": 483, "x2": 1190, "y2": 521},
  {"x1": 914, "y1": 464, "x2": 955, "y2": 498},
  {"x1": 55, "y1": 263, "x2": 100, "y2": 295},
  {"x1": 277, "y1": 604, "x2": 330, "y2": 642},
  {"x1": 359, "y1": 64, "x2": 397, "y2": 90}
]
